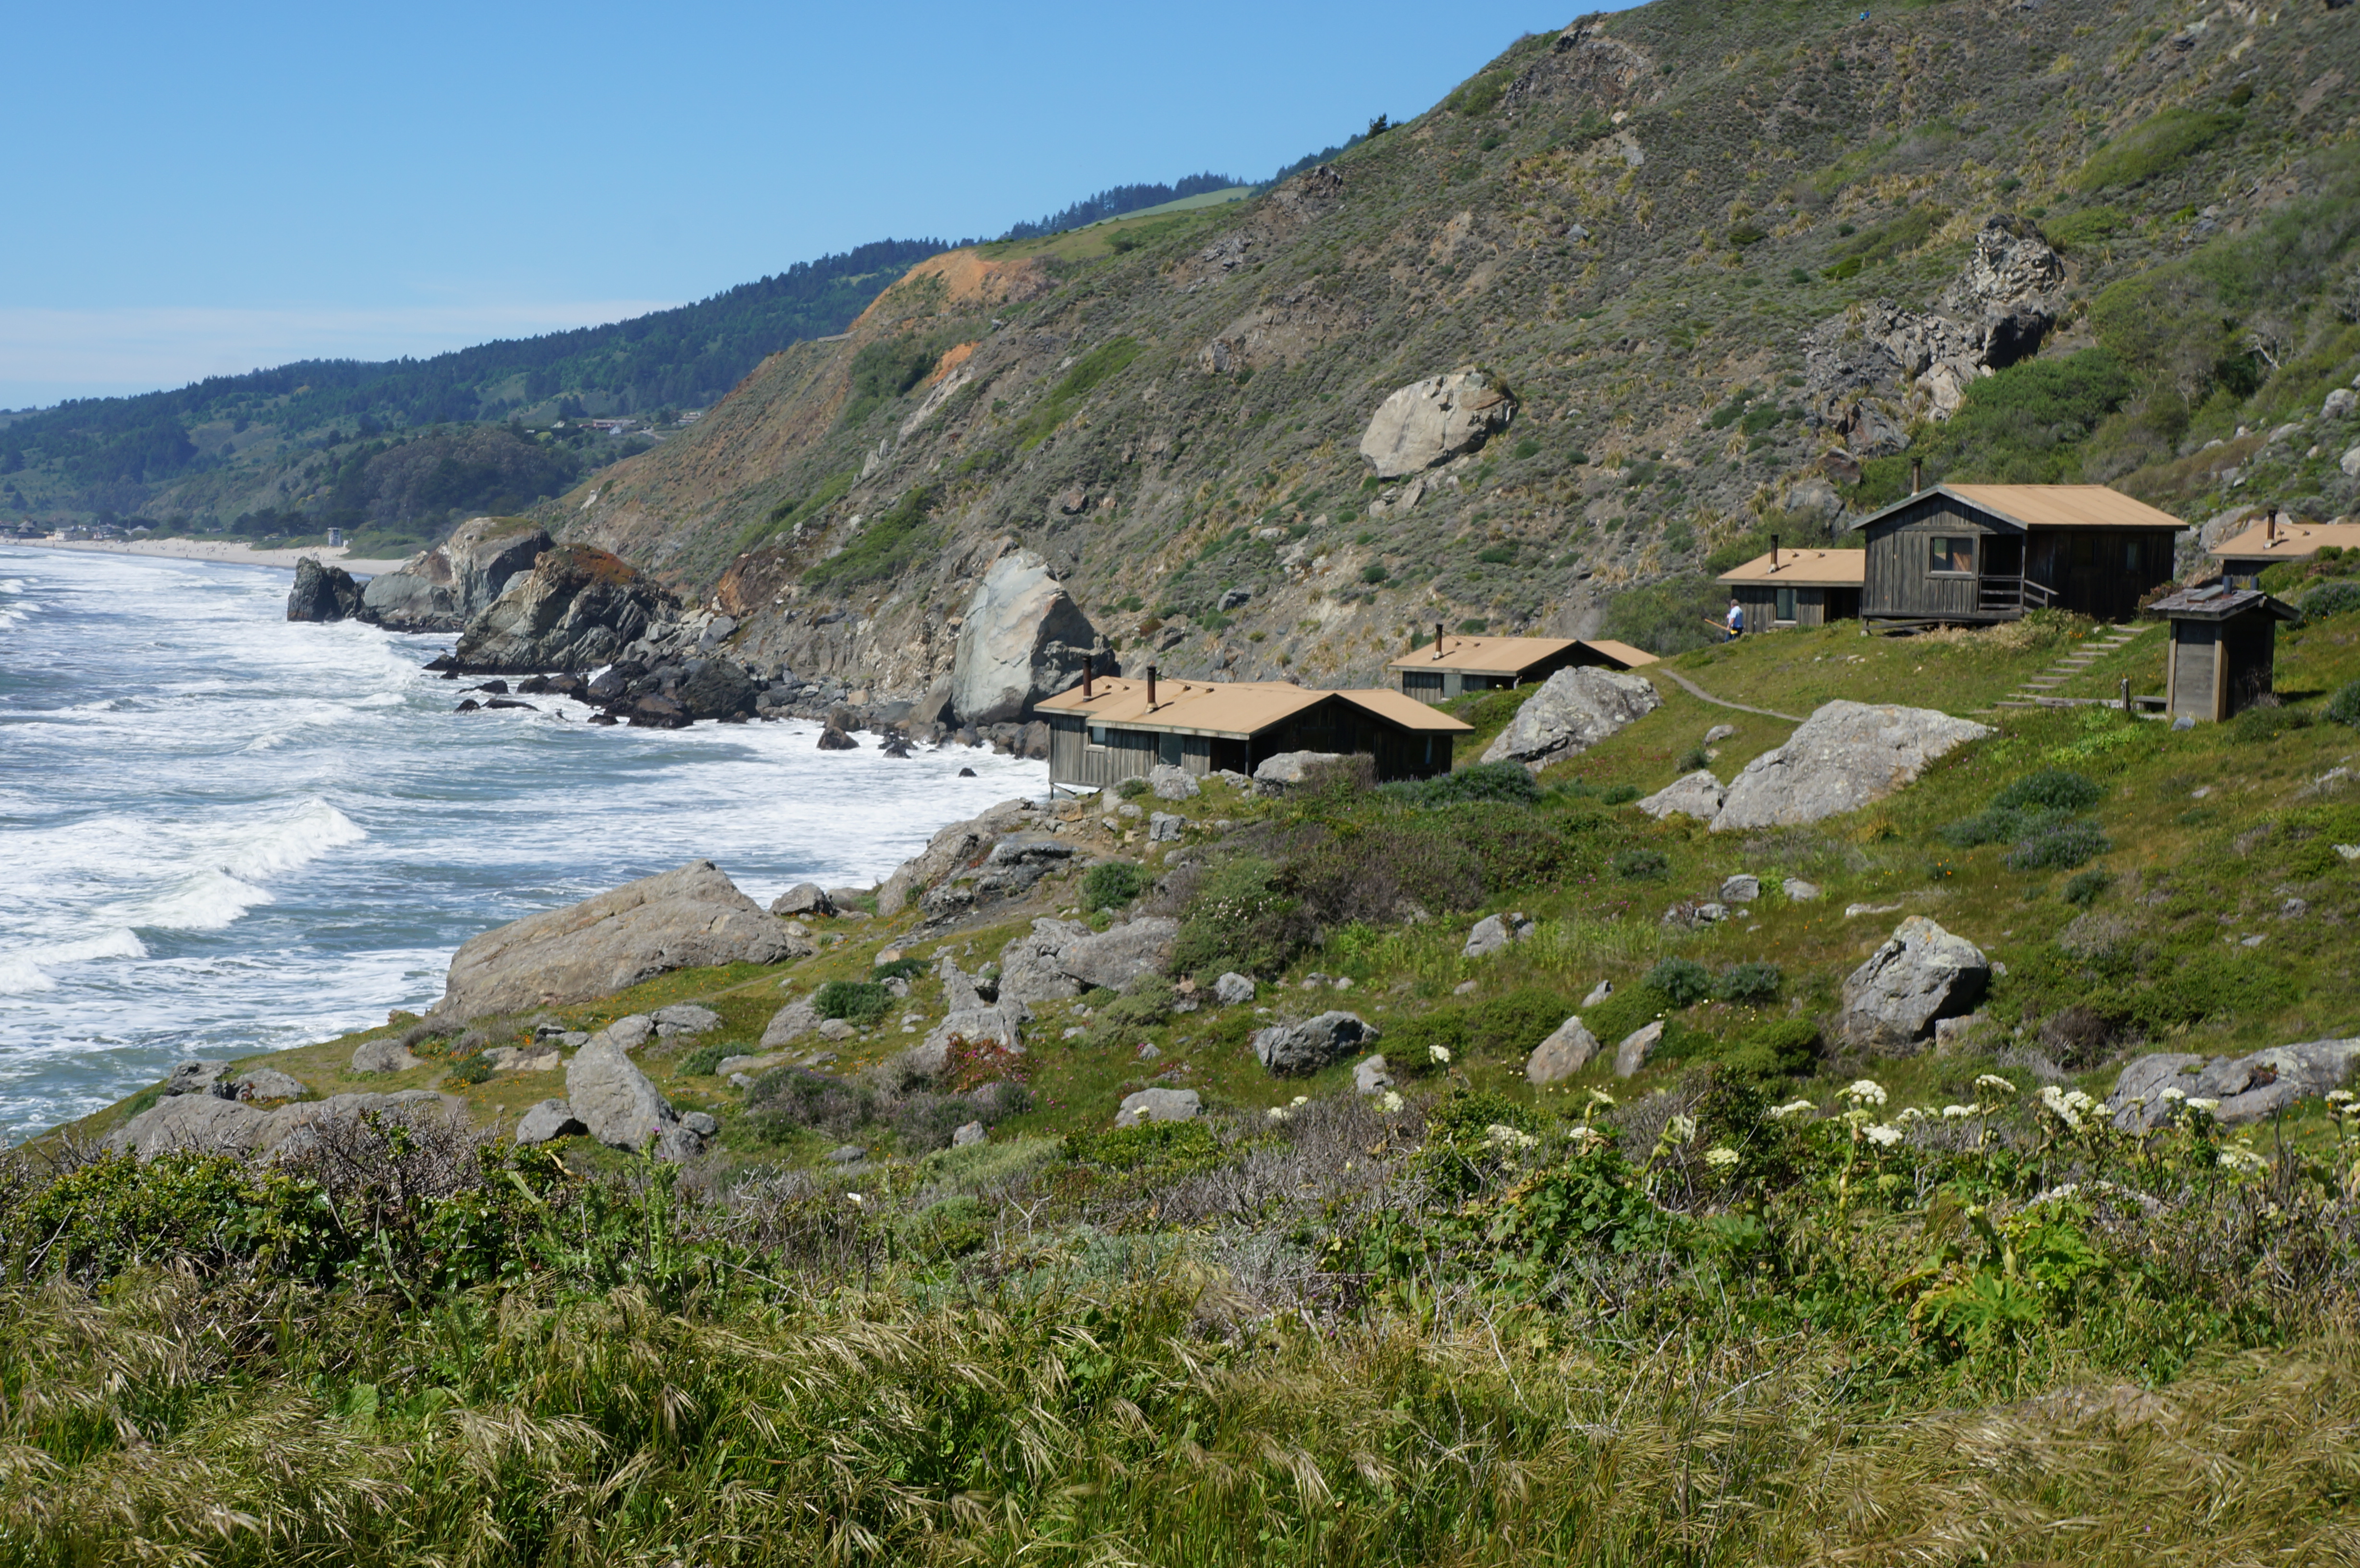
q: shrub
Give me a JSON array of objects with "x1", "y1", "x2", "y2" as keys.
[
  {"x1": 744, "y1": 1068, "x2": 877, "y2": 1141},
  {"x1": 1992, "y1": 769, "x2": 2103, "y2": 814},
  {"x1": 1714, "y1": 962, "x2": 1783, "y2": 1005},
  {"x1": 1284, "y1": 807, "x2": 1573, "y2": 930},
  {"x1": 2304, "y1": 582, "x2": 2360, "y2": 621},
  {"x1": 873, "y1": 956, "x2": 925, "y2": 982},
  {"x1": 448, "y1": 1052, "x2": 495, "y2": 1086},
  {"x1": 2074, "y1": 107, "x2": 2239, "y2": 192},
  {"x1": 2041, "y1": 206, "x2": 2126, "y2": 252},
  {"x1": 1361, "y1": 564, "x2": 1390, "y2": 584},
  {"x1": 2328, "y1": 680, "x2": 2360, "y2": 730},
  {"x1": 812, "y1": 980, "x2": 893, "y2": 1025},
  {"x1": 1082, "y1": 861, "x2": 1153, "y2": 911},
  {"x1": 1385, "y1": 760, "x2": 1540, "y2": 807},
  {"x1": 2062, "y1": 869, "x2": 2114, "y2": 907},
  {"x1": 2230, "y1": 703, "x2": 2313, "y2": 744},
  {"x1": 1614, "y1": 848, "x2": 1669, "y2": 880},
  {"x1": 2006, "y1": 821, "x2": 2110, "y2": 871},
  {"x1": 1677, "y1": 744, "x2": 1712, "y2": 773},
  {"x1": 1013, "y1": 337, "x2": 1142, "y2": 448},
  {"x1": 1600, "y1": 784, "x2": 1641, "y2": 806},
  {"x1": 1168, "y1": 856, "x2": 1304, "y2": 978},
  {"x1": 1720, "y1": 1018, "x2": 1820, "y2": 1081},
  {"x1": 802, "y1": 486, "x2": 935, "y2": 589},
  {"x1": 1115, "y1": 777, "x2": 1151, "y2": 799},
  {"x1": 677, "y1": 1041, "x2": 732, "y2": 1076},
  {"x1": 1646, "y1": 957, "x2": 1713, "y2": 1008},
  {"x1": 1064, "y1": 1118, "x2": 1224, "y2": 1177}
]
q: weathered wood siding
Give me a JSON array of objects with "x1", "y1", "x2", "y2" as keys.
[
  {"x1": 2034, "y1": 528, "x2": 2178, "y2": 622},
  {"x1": 2224, "y1": 613, "x2": 2277, "y2": 716},
  {"x1": 2168, "y1": 623, "x2": 2218, "y2": 720},
  {"x1": 1049, "y1": 705, "x2": 1451, "y2": 787},
  {"x1": 1733, "y1": 584, "x2": 1840, "y2": 629},
  {"x1": 1401, "y1": 669, "x2": 1447, "y2": 703},
  {"x1": 1862, "y1": 495, "x2": 1995, "y2": 619}
]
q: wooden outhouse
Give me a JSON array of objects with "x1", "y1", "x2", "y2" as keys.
[
  {"x1": 1853, "y1": 482, "x2": 2182, "y2": 625},
  {"x1": 2210, "y1": 515, "x2": 2360, "y2": 589},
  {"x1": 1036, "y1": 668, "x2": 1470, "y2": 789},
  {"x1": 2150, "y1": 585, "x2": 2299, "y2": 723},
  {"x1": 1714, "y1": 543, "x2": 1864, "y2": 630},
  {"x1": 1385, "y1": 632, "x2": 1656, "y2": 705}
]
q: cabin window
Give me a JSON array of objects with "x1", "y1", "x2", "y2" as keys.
[
  {"x1": 1774, "y1": 587, "x2": 1797, "y2": 623},
  {"x1": 2123, "y1": 538, "x2": 2143, "y2": 573},
  {"x1": 1929, "y1": 536, "x2": 1975, "y2": 574},
  {"x1": 2070, "y1": 534, "x2": 2097, "y2": 568},
  {"x1": 1086, "y1": 724, "x2": 1108, "y2": 748}
]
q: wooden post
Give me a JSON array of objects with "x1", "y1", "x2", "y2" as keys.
[{"x1": 2119, "y1": 676, "x2": 2130, "y2": 716}]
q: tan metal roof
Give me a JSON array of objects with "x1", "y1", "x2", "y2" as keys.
[
  {"x1": 2211, "y1": 518, "x2": 2360, "y2": 561},
  {"x1": 1938, "y1": 484, "x2": 2190, "y2": 532},
  {"x1": 1384, "y1": 634, "x2": 1658, "y2": 675},
  {"x1": 1037, "y1": 676, "x2": 1469, "y2": 736},
  {"x1": 1715, "y1": 548, "x2": 1866, "y2": 587}
]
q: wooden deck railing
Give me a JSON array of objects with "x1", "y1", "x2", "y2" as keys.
[{"x1": 1977, "y1": 576, "x2": 2056, "y2": 614}]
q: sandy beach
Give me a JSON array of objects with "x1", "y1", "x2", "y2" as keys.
[{"x1": 12, "y1": 538, "x2": 413, "y2": 576}]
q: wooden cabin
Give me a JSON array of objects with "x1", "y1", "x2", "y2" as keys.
[
  {"x1": 2150, "y1": 585, "x2": 2299, "y2": 723},
  {"x1": 1385, "y1": 631, "x2": 1657, "y2": 705},
  {"x1": 1036, "y1": 670, "x2": 1470, "y2": 789},
  {"x1": 1714, "y1": 544, "x2": 1864, "y2": 630},
  {"x1": 2210, "y1": 515, "x2": 2360, "y2": 589},
  {"x1": 1853, "y1": 482, "x2": 2182, "y2": 625}
]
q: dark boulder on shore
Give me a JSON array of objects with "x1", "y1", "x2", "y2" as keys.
[
  {"x1": 678, "y1": 659, "x2": 759, "y2": 720},
  {"x1": 448, "y1": 544, "x2": 677, "y2": 673},
  {"x1": 817, "y1": 724, "x2": 859, "y2": 750},
  {"x1": 287, "y1": 557, "x2": 366, "y2": 622}
]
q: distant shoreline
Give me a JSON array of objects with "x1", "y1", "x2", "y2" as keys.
[{"x1": 8, "y1": 538, "x2": 412, "y2": 576}]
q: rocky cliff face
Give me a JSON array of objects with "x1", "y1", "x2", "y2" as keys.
[
  {"x1": 509, "y1": 0, "x2": 2360, "y2": 700},
  {"x1": 363, "y1": 516, "x2": 554, "y2": 631}
]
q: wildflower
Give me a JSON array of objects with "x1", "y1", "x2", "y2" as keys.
[
  {"x1": 2327, "y1": 1090, "x2": 2355, "y2": 1107},
  {"x1": 2159, "y1": 1086, "x2": 2186, "y2": 1104},
  {"x1": 1769, "y1": 1099, "x2": 1815, "y2": 1120},
  {"x1": 1895, "y1": 1106, "x2": 1928, "y2": 1125},
  {"x1": 1380, "y1": 1090, "x2": 1405, "y2": 1114},
  {"x1": 1486, "y1": 1123, "x2": 1539, "y2": 1152},
  {"x1": 1291, "y1": 1095, "x2": 1308, "y2": 1107},
  {"x1": 1704, "y1": 1146, "x2": 1740, "y2": 1170},
  {"x1": 1862, "y1": 1124, "x2": 1904, "y2": 1147},
  {"x1": 846, "y1": 1192, "x2": 865, "y2": 1206},
  {"x1": 1568, "y1": 1124, "x2": 1608, "y2": 1151},
  {"x1": 1973, "y1": 1074, "x2": 2017, "y2": 1097},
  {"x1": 1266, "y1": 1106, "x2": 1291, "y2": 1122},
  {"x1": 1429, "y1": 1044, "x2": 1452, "y2": 1066},
  {"x1": 2037, "y1": 1083, "x2": 2096, "y2": 1131},
  {"x1": 1942, "y1": 1103, "x2": 1977, "y2": 1119},
  {"x1": 1842, "y1": 1079, "x2": 1888, "y2": 1108},
  {"x1": 1586, "y1": 1088, "x2": 1616, "y2": 1109},
  {"x1": 2186, "y1": 1097, "x2": 2221, "y2": 1114},
  {"x1": 2218, "y1": 1146, "x2": 2267, "y2": 1175},
  {"x1": 1664, "y1": 1114, "x2": 1698, "y2": 1143}
]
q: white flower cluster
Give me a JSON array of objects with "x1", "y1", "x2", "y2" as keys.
[
  {"x1": 1704, "y1": 1146, "x2": 1741, "y2": 1170},
  {"x1": 2219, "y1": 1145, "x2": 2268, "y2": 1175},
  {"x1": 1842, "y1": 1079, "x2": 1888, "y2": 1108},
  {"x1": 1428, "y1": 1044, "x2": 1452, "y2": 1066},
  {"x1": 1862, "y1": 1124, "x2": 1905, "y2": 1148},
  {"x1": 2186, "y1": 1097, "x2": 2222, "y2": 1114},
  {"x1": 1485, "y1": 1123, "x2": 1540, "y2": 1152},
  {"x1": 1942, "y1": 1103, "x2": 1979, "y2": 1119},
  {"x1": 1973, "y1": 1074, "x2": 2018, "y2": 1098},
  {"x1": 1895, "y1": 1106, "x2": 1928, "y2": 1126},
  {"x1": 1663, "y1": 1115, "x2": 1698, "y2": 1144},
  {"x1": 1568, "y1": 1124, "x2": 1609, "y2": 1151},
  {"x1": 2038, "y1": 1084, "x2": 2099, "y2": 1132},
  {"x1": 1379, "y1": 1090, "x2": 1405, "y2": 1114},
  {"x1": 1265, "y1": 1095, "x2": 1311, "y2": 1123},
  {"x1": 1769, "y1": 1100, "x2": 1816, "y2": 1120}
]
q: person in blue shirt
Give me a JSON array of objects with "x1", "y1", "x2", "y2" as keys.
[{"x1": 1726, "y1": 598, "x2": 1745, "y2": 638}]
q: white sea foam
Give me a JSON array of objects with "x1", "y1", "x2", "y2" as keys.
[{"x1": 0, "y1": 929, "x2": 149, "y2": 993}]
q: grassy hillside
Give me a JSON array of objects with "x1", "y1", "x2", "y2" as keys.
[
  {"x1": 559, "y1": 0, "x2": 2360, "y2": 691},
  {"x1": 16, "y1": 596, "x2": 2360, "y2": 1562}
]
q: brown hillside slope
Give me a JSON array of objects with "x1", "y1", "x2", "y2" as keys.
[{"x1": 540, "y1": 0, "x2": 2360, "y2": 698}]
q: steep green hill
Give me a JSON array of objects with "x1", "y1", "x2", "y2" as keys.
[{"x1": 557, "y1": 0, "x2": 2360, "y2": 688}]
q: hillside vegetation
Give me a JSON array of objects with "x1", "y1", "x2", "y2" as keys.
[{"x1": 555, "y1": 0, "x2": 2360, "y2": 690}]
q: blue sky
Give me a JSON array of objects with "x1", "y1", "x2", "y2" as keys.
[{"x1": 0, "y1": 0, "x2": 1634, "y2": 408}]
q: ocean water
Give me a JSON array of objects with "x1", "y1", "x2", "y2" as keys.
[{"x1": 0, "y1": 544, "x2": 1045, "y2": 1144}]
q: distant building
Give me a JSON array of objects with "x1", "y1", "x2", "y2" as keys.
[
  {"x1": 325, "y1": 528, "x2": 344, "y2": 546},
  {"x1": 1386, "y1": 632, "x2": 1656, "y2": 704},
  {"x1": 1715, "y1": 543, "x2": 1864, "y2": 629},
  {"x1": 1035, "y1": 669, "x2": 1469, "y2": 787},
  {"x1": 1854, "y1": 479, "x2": 2182, "y2": 625},
  {"x1": 2150, "y1": 584, "x2": 2300, "y2": 723},
  {"x1": 2210, "y1": 514, "x2": 2360, "y2": 588}
]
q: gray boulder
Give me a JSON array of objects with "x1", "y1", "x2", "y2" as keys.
[
  {"x1": 1147, "y1": 811, "x2": 1183, "y2": 843},
  {"x1": 949, "y1": 550, "x2": 1107, "y2": 725},
  {"x1": 1148, "y1": 764, "x2": 1200, "y2": 800},
  {"x1": 352, "y1": 1039, "x2": 423, "y2": 1074},
  {"x1": 1353, "y1": 1054, "x2": 1394, "y2": 1095},
  {"x1": 1840, "y1": 916, "x2": 1991, "y2": 1054},
  {"x1": 1783, "y1": 879, "x2": 1822, "y2": 901},
  {"x1": 515, "y1": 1098, "x2": 587, "y2": 1144},
  {"x1": 164, "y1": 1060, "x2": 229, "y2": 1096},
  {"x1": 876, "y1": 798, "x2": 1038, "y2": 917},
  {"x1": 600, "y1": 1015, "x2": 655, "y2": 1052},
  {"x1": 1613, "y1": 1020, "x2": 1665, "y2": 1078},
  {"x1": 287, "y1": 557, "x2": 364, "y2": 622},
  {"x1": 2108, "y1": 1039, "x2": 2360, "y2": 1132},
  {"x1": 1527, "y1": 1017, "x2": 1601, "y2": 1084},
  {"x1": 770, "y1": 882, "x2": 835, "y2": 917},
  {"x1": 998, "y1": 918, "x2": 1091, "y2": 1004},
  {"x1": 1253, "y1": 1011, "x2": 1378, "y2": 1075},
  {"x1": 1252, "y1": 750, "x2": 1345, "y2": 786},
  {"x1": 1480, "y1": 667, "x2": 1661, "y2": 770},
  {"x1": 1057, "y1": 918, "x2": 1179, "y2": 991},
  {"x1": 1115, "y1": 1087, "x2": 1203, "y2": 1127},
  {"x1": 651, "y1": 1004, "x2": 723, "y2": 1039},
  {"x1": 1713, "y1": 701, "x2": 1991, "y2": 833},
  {"x1": 434, "y1": 860, "x2": 803, "y2": 1021},
  {"x1": 910, "y1": 1004, "x2": 1026, "y2": 1077},
  {"x1": 222, "y1": 1068, "x2": 307, "y2": 1102},
  {"x1": 109, "y1": 1090, "x2": 462, "y2": 1160},
  {"x1": 1637, "y1": 770, "x2": 1727, "y2": 822},
  {"x1": 564, "y1": 1032, "x2": 679, "y2": 1152},
  {"x1": 451, "y1": 543, "x2": 675, "y2": 673},
  {"x1": 1721, "y1": 874, "x2": 1760, "y2": 904},
  {"x1": 1213, "y1": 971, "x2": 1257, "y2": 1006},
  {"x1": 1359, "y1": 370, "x2": 1516, "y2": 478},
  {"x1": 362, "y1": 517, "x2": 552, "y2": 632},
  {"x1": 952, "y1": 1120, "x2": 988, "y2": 1147},
  {"x1": 485, "y1": 1043, "x2": 560, "y2": 1073},
  {"x1": 1464, "y1": 911, "x2": 1534, "y2": 958}
]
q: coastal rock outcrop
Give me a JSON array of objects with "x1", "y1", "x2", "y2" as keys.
[
  {"x1": 1712, "y1": 701, "x2": 1990, "y2": 832},
  {"x1": 996, "y1": 916, "x2": 1177, "y2": 1003},
  {"x1": 287, "y1": 557, "x2": 365, "y2": 622},
  {"x1": 565, "y1": 1032, "x2": 697, "y2": 1157},
  {"x1": 1479, "y1": 667, "x2": 1660, "y2": 770},
  {"x1": 948, "y1": 551, "x2": 1109, "y2": 725},
  {"x1": 107, "y1": 1089, "x2": 464, "y2": 1160},
  {"x1": 1526, "y1": 1017, "x2": 1600, "y2": 1084},
  {"x1": 875, "y1": 797, "x2": 1043, "y2": 918},
  {"x1": 1253, "y1": 1011, "x2": 1377, "y2": 1075},
  {"x1": 1840, "y1": 916, "x2": 1991, "y2": 1054},
  {"x1": 449, "y1": 544, "x2": 676, "y2": 673},
  {"x1": 1359, "y1": 370, "x2": 1515, "y2": 478},
  {"x1": 361, "y1": 517, "x2": 553, "y2": 632},
  {"x1": 1637, "y1": 770, "x2": 1728, "y2": 822},
  {"x1": 433, "y1": 859, "x2": 802, "y2": 1021}
]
